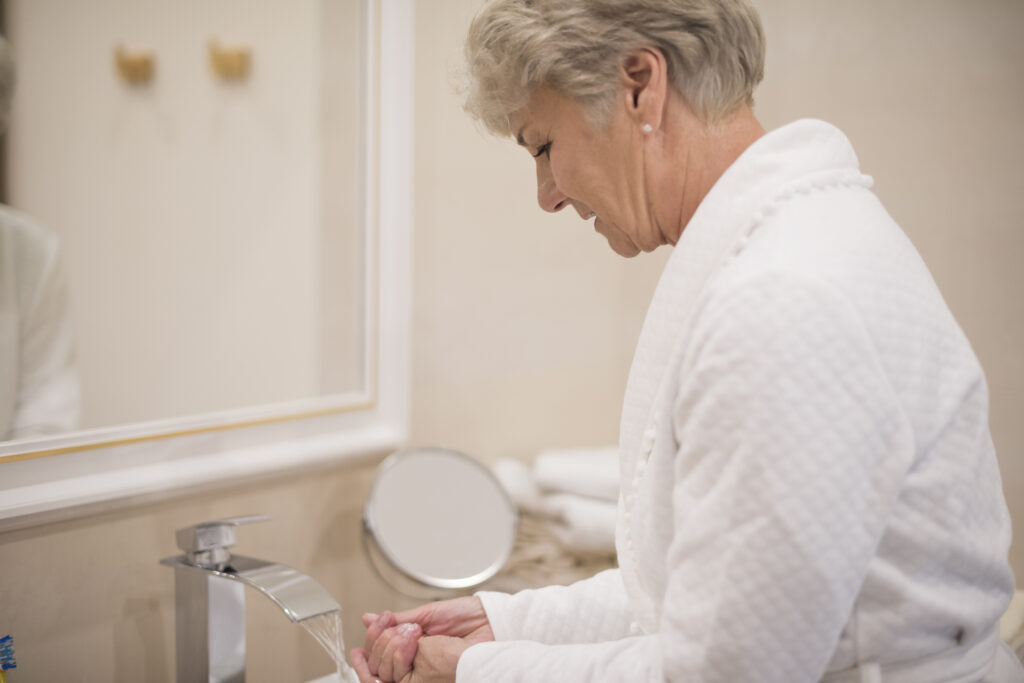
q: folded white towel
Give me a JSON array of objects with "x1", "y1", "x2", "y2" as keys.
[
  {"x1": 492, "y1": 452, "x2": 620, "y2": 555},
  {"x1": 540, "y1": 493, "x2": 617, "y2": 554},
  {"x1": 491, "y1": 458, "x2": 544, "y2": 512},
  {"x1": 532, "y1": 446, "x2": 620, "y2": 502}
]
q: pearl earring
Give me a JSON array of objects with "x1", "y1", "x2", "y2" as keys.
[{"x1": 642, "y1": 124, "x2": 653, "y2": 134}]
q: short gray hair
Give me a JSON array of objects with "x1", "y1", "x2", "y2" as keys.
[{"x1": 463, "y1": 0, "x2": 766, "y2": 134}]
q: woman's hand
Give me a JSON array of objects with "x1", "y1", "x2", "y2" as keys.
[
  {"x1": 351, "y1": 611, "x2": 421, "y2": 682},
  {"x1": 350, "y1": 597, "x2": 494, "y2": 682},
  {"x1": 390, "y1": 596, "x2": 494, "y2": 642},
  {"x1": 406, "y1": 636, "x2": 471, "y2": 683},
  {"x1": 352, "y1": 635, "x2": 469, "y2": 683}
]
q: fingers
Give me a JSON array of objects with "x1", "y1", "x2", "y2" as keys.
[
  {"x1": 392, "y1": 623, "x2": 422, "y2": 681},
  {"x1": 372, "y1": 622, "x2": 421, "y2": 682},
  {"x1": 349, "y1": 648, "x2": 380, "y2": 683},
  {"x1": 363, "y1": 610, "x2": 397, "y2": 658}
]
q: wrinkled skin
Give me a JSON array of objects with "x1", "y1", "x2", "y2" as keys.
[{"x1": 350, "y1": 597, "x2": 494, "y2": 683}]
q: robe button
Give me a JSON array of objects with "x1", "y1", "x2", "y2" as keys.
[{"x1": 629, "y1": 621, "x2": 642, "y2": 635}]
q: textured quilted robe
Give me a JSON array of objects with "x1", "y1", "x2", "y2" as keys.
[{"x1": 457, "y1": 120, "x2": 1019, "y2": 682}]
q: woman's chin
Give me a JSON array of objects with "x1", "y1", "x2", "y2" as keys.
[
  {"x1": 606, "y1": 237, "x2": 642, "y2": 258},
  {"x1": 595, "y1": 220, "x2": 642, "y2": 257}
]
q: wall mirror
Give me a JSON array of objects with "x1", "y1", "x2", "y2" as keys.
[{"x1": 0, "y1": 0, "x2": 412, "y2": 530}]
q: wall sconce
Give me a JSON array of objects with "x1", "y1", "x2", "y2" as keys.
[
  {"x1": 209, "y1": 40, "x2": 251, "y2": 82},
  {"x1": 114, "y1": 45, "x2": 155, "y2": 85}
]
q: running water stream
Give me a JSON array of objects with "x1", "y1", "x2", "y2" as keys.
[{"x1": 300, "y1": 611, "x2": 360, "y2": 683}]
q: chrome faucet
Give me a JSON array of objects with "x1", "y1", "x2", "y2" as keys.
[{"x1": 161, "y1": 515, "x2": 341, "y2": 683}]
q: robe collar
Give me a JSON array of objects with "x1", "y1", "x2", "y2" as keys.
[{"x1": 619, "y1": 119, "x2": 869, "y2": 465}]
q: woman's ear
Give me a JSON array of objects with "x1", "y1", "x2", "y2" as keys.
[{"x1": 620, "y1": 48, "x2": 667, "y2": 131}]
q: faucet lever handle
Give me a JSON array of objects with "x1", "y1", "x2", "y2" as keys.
[
  {"x1": 175, "y1": 514, "x2": 271, "y2": 564},
  {"x1": 202, "y1": 514, "x2": 272, "y2": 530}
]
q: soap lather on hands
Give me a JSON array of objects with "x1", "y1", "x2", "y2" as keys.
[{"x1": 350, "y1": 596, "x2": 494, "y2": 683}]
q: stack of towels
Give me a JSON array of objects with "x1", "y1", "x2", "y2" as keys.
[{"x1": 492, "y1": 446, "x2": 619, "y2": 555}]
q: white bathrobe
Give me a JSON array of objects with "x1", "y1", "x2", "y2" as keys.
[{"x1": 457, "y1": 120, "x2": 1020, "y2": 682}]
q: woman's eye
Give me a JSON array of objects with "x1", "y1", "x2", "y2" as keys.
[{"x1": 532, "y1": 142, "x2": 551, "y2": 159}]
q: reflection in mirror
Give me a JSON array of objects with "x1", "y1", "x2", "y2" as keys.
[
  {"x1": 364, "y1": 448, "x2": 519, "y2": 596},
  {"x1": 1, "y1": 0, "x2": 368, "y2": 447},
  {"x1": 0, "y1": 35, "x2": 81, "y2": 441}
]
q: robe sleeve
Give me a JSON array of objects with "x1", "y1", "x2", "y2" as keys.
[
  {"x1": 475, "y1": 568, "x2": 633, "y2": 645},
  {"x1": 457, "y1": 273, "x2": 915, "y2": 682}
]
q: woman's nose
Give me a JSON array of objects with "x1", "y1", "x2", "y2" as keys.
[{"x1": 536, "y1": 164, "x2": 568, "y2": 213}]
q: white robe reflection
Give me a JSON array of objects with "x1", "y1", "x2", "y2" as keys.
[{"x1": 0, "y1": 207, "x2": 80, "y2": 440}]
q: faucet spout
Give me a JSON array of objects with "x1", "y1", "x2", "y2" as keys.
[
  {"x1": 161, "y1": 516, "x2": 342, "y2": 682},
  {"x1": 160, "y1": 554, "x2": 340, "y2": 623}
]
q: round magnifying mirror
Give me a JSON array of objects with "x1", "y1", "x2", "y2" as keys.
[{"x1": 364, "y1": 447, "x2": 518, "y2": 594}]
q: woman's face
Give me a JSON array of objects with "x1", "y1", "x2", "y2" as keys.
[{"x1": 510, "y1": 87, "x2": 666, "y2": 257}]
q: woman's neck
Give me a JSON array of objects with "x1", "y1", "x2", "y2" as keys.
[{"x1": 655, "y1": 104, "x2": 766, "y2": 246}]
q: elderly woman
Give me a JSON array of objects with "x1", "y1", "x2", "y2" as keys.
[{"x1": 352, "y1": 0, "x2": 1021, "y2": 681}]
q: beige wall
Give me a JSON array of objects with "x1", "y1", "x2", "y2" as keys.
[
  {"x1": 410, "y1": 0, "x2": 670, "y2": 463},
  {"x1": 0, "y1": 460, "x2": 423, "y2": 682},
  {"x1": 410, "y1": 0, "x2": 1024, "y2": 574},
  {"x1": 1, "y1": 2, "x2": 1021, "y2": 682}
]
